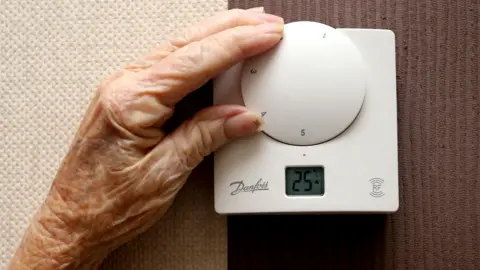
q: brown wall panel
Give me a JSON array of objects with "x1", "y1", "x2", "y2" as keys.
[{"x1": 227, "y1": 1, "x2": 480, "y2": 269}]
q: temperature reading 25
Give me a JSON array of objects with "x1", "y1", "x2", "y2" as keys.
[
  {"x1": 286, "y1": 166, "x2": 324, "y2": 196},
  {"x1": 293, "y1": 170, "x2": 312, "y2": 191}
]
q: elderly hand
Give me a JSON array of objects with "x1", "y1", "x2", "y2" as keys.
[{"x1": 9, "y1": 8, "x2": 284, "y2": 269}]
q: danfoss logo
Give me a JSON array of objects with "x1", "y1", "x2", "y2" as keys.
[{"x1": 229, "y1": 179, "x2": 269, "y2": 195}]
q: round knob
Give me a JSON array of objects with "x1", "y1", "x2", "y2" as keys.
[{"x1": 241, "y1": 21, "x2": 367, "y2": 146}]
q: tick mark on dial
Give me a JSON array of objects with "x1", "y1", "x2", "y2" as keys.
[{"x1": 323, "y1": 33, "x2": 327, "y2": 38}]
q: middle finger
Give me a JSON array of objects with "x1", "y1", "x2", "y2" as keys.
[
  {"x1": 139, "y1": 21, "x2": 284, "y2": 109},
  {"x1": 125, "y1": 8, "x2": 283, "y2": 70}
]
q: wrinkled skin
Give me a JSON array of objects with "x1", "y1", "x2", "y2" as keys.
[{"x1": 9, "y1": 8, "x2": 284, "y2": 269}]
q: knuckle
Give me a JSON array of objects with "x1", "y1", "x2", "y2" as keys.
[
  {"x1": 175, "y1": 149, "x2": 197, "y2": 171},
  {"x1": 195, "y1": 121, "x2": 214, "y2": 157},
  {"x1": 97, "y1": 73, "x2": 136, "y2": 126},
  {"x1": 96, "y1": 71, "x2": 122, "y2": 95},
  {"x1": 217, "y1": 29, "x2": 244, "y2": 59},
  {"x1": 168, "y1": 33, "x2": 189, "y2": 49},
  {"x1": 168, "y1": 41, "x2": 206, "y2": 74},
  {"x1": 99, "y1": 79, "x2": 127, "y2": 111},
  {"x1": 210, "y1": 32, "x2": 238, "y2": 58},
  {"x1": 171, "y1": 121, "x2": 211, "y2": 170},
  {"x1": 169, "y1": 22, "x2": 206, "y2": 49},
  {"x1": 182, "y1": 26, "x2": 199, "y2": 43},
  {"x1": 229, "y1": 8, "x2": 244, "y2": 24},
  {"x1": 160, "y1": 39, "x2": 179, "y2": 52}
]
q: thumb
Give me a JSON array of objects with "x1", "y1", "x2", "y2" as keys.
[{"x1": 162, "y1": 105, "x2": 263, "y2": 169}]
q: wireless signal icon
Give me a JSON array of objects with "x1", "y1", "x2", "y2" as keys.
[{"x1": 369, "y1": 178, "x2": 385, "y2": 198}]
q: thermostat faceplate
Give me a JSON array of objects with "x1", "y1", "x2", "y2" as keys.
[{"x1": 213, "y1": 21, "x2": 399, "y2": 214}]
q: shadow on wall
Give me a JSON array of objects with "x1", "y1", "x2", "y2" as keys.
[{"x1": 228, "y1": 214, "x2": 388, "y2": 270}]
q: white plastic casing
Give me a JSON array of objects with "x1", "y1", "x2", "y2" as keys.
[{"x1": 213, "y1": 21, "x2": 398, "y2": 214}]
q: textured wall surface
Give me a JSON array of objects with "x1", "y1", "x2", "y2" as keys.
[
  {"x1": 228, "y1": 1, "x2": 480, "y2": 270},
  {"x1": 0, "y1": 1, "x2": 227, "y2": 269},
  {"x1": 2, "y1": 0, "x2": 479, "y2": 269}
]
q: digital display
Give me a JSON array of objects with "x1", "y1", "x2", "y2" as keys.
[{"x1": 285, "y1": 166, "x2": 325, "y2": 196}]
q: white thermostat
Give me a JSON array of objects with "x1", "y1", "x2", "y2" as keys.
[{"x1": 213, "y1": 21, "x2": 399, "y2": 214}]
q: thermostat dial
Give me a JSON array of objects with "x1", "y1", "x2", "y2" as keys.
[{"x1": 241, "y1": 21, "x2": 367, "y2": 146}]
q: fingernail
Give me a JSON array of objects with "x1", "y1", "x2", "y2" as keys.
[
  {"x1": 247, "y1": 7, "x2": 265, "y2": 13},
  {"x1": 256, "y1": 22, "x2": 284, "y2": 34},
  {"x1": 256, "y1": 13, "x2": 284, "y2": 23},
  {"x1": 224, "y1": 111, "x2": 264, "y2": 139}
]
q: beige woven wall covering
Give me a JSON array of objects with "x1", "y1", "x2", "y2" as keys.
[{"x1": 0, "y1": 1, "x2": 228, "y2": 269}]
